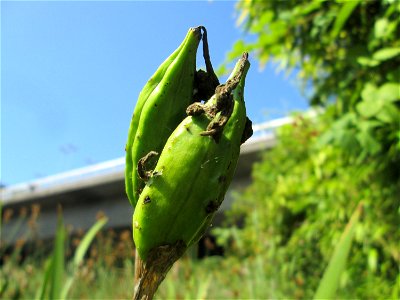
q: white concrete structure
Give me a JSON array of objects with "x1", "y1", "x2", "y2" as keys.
[{"x1": 1, "y1": 116, "x2": 300, "y2": 244}]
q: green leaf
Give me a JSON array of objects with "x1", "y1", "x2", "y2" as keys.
[
  {"x1": 357, "y1": 57, "x2": 380, "y2": 67},
  {"x1": 392, "y1": 274, "x2": 400, "y2": 299},
  {"x1": 0, "y1": 202, "x2": 2, "y2": 242},
  {"x1": 361, "y1": 83, "x2": 378, "y2": 102},
  {"x1": 376, "y1": 102, "x2": 400, "y2": 123},
  {"x1": 331, "y1": 0, "x2": 360, "y2": 39},
  {"x1": 73, "y1": 217, "x2": 108, "y2": 267},
  {"x1": 357, "y1": 100, "x2": 383, "y2": 118},
  {"x1": 37, "y1": 209, "x2": 66, "y2": 300},
  {"x1": 35, "y1": 258, "x2": 53, "y2": 300},
  {"x1": 357, "y1": 119, "x2": 382, "y2": 132},
  {"x1": 378, "y1": 83, "x2": 400, "y2": 102},
  {"x1": 368, "y1": 248, "x2": 378, "y2": 272},
  {"x1": 227, "y1": 40, "x2": 247, "y2": 61},
  {"x1": 298, "y1": 1, "x2": 322, "y2": 15},
  {"x1": 250, "y1": 11, "x2": 274, "y2": 32},
  {"x1": 235, "y1": 0, "x2": 250, "y2": 27},
  {"x1": 374, "y1": 18, "x2": 389, "y2": 38},
  {"x1": 60, "y1": 217, "x2": 108, "y2": 299},
  {"x1": 195, "y1": 274, "x2": 212, "y2": 300},
  {"x1": 357, "y1": 131, "x2": 382, "y2": 155},
  {"x1": 50, "y1": 209, "x2": 65, "y2": 300},
  {"x1": 60, "y1": 279, "x2": 74, "y2": 300},
  {"x1": 314, "y1": 203, "x2": 363, "y2": 299},
  {"x1": 373, "y1": 47, "x2": 400, "y2": 61}
]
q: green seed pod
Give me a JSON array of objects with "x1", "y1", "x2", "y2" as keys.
[
  {"x1": 133, "y1": 53, "x2": 252, "y2": 261},
  {"x1": 125, "y1": 27, "x2": 201, "y2": 207}
]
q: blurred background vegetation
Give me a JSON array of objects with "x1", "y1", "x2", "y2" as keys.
[
  {"x1": 215, "y1": 0, "x2": 399, "y2": 298},
  {"x1": 1, "y1": 0, "x2": 399, "y2": 299}
]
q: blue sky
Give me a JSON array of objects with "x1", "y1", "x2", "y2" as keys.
[{"x1": 1, "y1": 1, "x2": 308, "y2": 186}]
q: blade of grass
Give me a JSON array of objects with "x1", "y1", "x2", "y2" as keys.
[
  {"x1": 0, "y1": 201, "x2": 2, "y2": 242},
  {"x1": 314, "y1": 202, "x2": 363, "y2": 299},
  {"x1": 73, "y1": 217, "x2": 108, "y2": 268},
  {"x1": 165, "y1": 273, "x2": 177, "y2": 299},
  {"x1": 391, "y1": 274, "x2": 400, "y2": 299},
  {"x1": 60, "y1": 217, "x2": 108, "y2": 299},
  {"x1": 254, "y1": 255, "x2": 266, "y2": 299},
  {"x1": 195, "y1": 273, "x2": 212, "y2": 300},
  {"x1": 330, "y1": 0, "x2": 360, "y2": 39},
  {"x1": 245, "y1": 259, "x2": 255, "y2": 299},
  {"x1": 35, "y1": 257, "x2": 53, "y2": 300},
  {"x1": 50, "y1": 207, "x2": 66, "y2": 300}
]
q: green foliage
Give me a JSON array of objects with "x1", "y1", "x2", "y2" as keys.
[
  {"x1": 1, "y1": 221, "x2": 278, "y2": 299},
  {"x1": 60, "y1": 216, "x2": 108, "y2": 299},
  {"x1": 314, "y1": 202, "x2": 362, "y2": 299},
  {"x1": 36, "y1": 209, "x2": 66, "y2": 300},
  {"x1": 35, "y1": 211, "x2": 107, "y2": 300},
  {"x1": 226, "y1": 0, "x2": 400, "y2": 174},
  {"x1": 214, "y1": 1, "x2": 399, "y2": 297},
  {"x1": 216, "y1": 117, "x2": 399, "y2": 298}
]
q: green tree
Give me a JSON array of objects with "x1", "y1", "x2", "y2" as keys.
[{"x1": 217, "y1": 0, "x2": 400, "y2": 298}]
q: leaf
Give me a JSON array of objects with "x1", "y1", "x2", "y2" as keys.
[
  {"x1": 235, "y1": 0, "x2": 251, "y2": 27},
  {"x1": 37, "y1": 209, "x2": 66, "y2": 300},
  {"x1": 368, "y1": 248, "x2": 378, "y2": 273},
  {"x1": 0, "y1": 202, "x2": 2, "y2": 242},
  {"x1": 373, "y1": 47, "x2": 400, "y2": 61},
  {"x1": 227, "y1": 40, "x2": 247, "y2": 61},
  {"x1": 331, "y1": 0, "x2": 360, "y2": 39},
  {"x1": 392, "y1": 274, "x2": 400, "y2": 299},
  {"x1": 74, "y1": 217, "x2": 107, "y2": 267},
  {"x1": 60, "y1": 217, "x2": 108, "y2": 299},
  {"x1": 358, "y1": 82, "x2": 400, "y2": 122},
  {"x1": 195, "y1": 274, "x2": 212, "y2": 300},
  {"x1": 378, "y1": 83, "x2": 400, "y2": 102},
  {"x1": 357, "y1": 131, "x2": 382, "y2": 155},
  {"x1": 361, "y1": 83, "x2": 378, "y2": 102},
  {"x1": 376, "y1": 102, "x2": 400, "y2": 123},
  {"x1": 374, "y1": 18, "x2": 389, "y2": 39},
  {"x1": 298, "y1": 1, "x2": 322, "y2": 16},
  {"x1": 357, "y1": 100, "x2": 383, "y2": 118},
  {"x1": 50, "y1": 209, "x2": 65, "y2": 300},
  {"x1": 314, "y1": 203, "x2": 363, "y2": 299},
  {"x1": 250, "y1": 11, "x2": 274, "y2": 32},
  {"x1": 60, "y1": 279, "x2": 74, "y2": 300},
  {"x1": 357, "y1": 57, "x2": 380, "y2": 67},
  {"x1": 35, "y1": 258, "x2": 53, "y2": 300}
]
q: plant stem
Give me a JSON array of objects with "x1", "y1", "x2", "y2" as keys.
[
  {"x1": 200, "y1": 26, "x2": 219, "y2": 89},
  {"x1": 133, "y1": 241, "x2": 186, "y2": 300}
]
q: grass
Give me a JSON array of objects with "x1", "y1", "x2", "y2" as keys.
[
  {"x1": 1, "y1": 229, "x2": 274, "y2": 299},
  {"x1": 1, "y1": 202, "x2": 362, "y2": 299}
]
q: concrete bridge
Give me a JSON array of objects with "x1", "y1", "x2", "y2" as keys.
[{"x1": 1, "y1": 116, "x2": 297, "y2": 245}]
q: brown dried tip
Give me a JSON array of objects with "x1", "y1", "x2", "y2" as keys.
[
  {"x1": 137, "y1": 151, "x2": 159, "y2": 181},
  {"x1": 190, "y1": 26, "x2": 202, "y2": 40},
  {"x1": 200, "y1": 26, "x2": 220, "y2": 88}
]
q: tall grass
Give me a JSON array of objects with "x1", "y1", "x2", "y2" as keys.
[{"x1": 1, "y1": 202, "x2": 363, "y2": 299}]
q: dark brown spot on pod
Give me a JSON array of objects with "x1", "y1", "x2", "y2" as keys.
[
  {"x1": 144, "y1": 195, "x2": 151, "y2": 204},
  {"x1": 137, "y1": 151, "x2": 159, "y2": 181},
  {"x1": 205, "y1": 200, "x2": 219, "y2": 214},
  {"x1": 241, "y1": 117, "x2": 253, "y2": 144}
]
